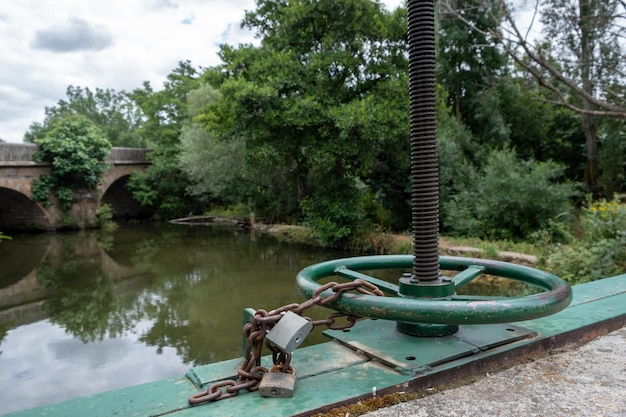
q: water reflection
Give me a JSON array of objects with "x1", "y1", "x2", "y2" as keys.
[{"x1": 0, "y1": 223, "x2": 348, "y2": 414}]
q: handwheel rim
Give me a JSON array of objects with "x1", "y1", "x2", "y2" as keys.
[{"x1": 296, "y1": 255, "x2": 572, "y2": 325}]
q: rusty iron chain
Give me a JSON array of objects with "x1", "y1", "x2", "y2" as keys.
[{"x1": 188, "y1": 279, "x2": 383, "y2": 405}]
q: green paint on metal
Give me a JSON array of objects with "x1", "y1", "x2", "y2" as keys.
[
  {"x1": 334, "y1": 265, "x2": 399, "y2": 295},
  {"x1": 396, "y1": 321, "x2": 460, "y2": 337},
  {"x1": 296, "y1": 255, "x2": 573, "y2": 325},
  {"x1": 453, "y1": 265, "x2": 487, "y2": 289},
  {"x1": 396, "y1": 271, "x2": 458, "y2": 336},
  {"x1": 325, "y1": 320, "x2": 535, "y2": 375},
  {"x1": 187, "y1": 342, "x2": 368, "y2": 389},
  {"x1": 186, "y1": 357, "x2": 252, "y2": 389},
  {"x1": 4, "y1": 376, "x2": 199, "y2": 417},
  {"x1": 564, "y1": 274, "x2": 626, "y2": 307},
  {"x1": 326, "y1": 319, "x2": 478, "y2": 374},
  {"x1": 178, "y1": 361, "x2": 410, "y2": 417},
  {"x1": 398, "y1": 275, "x2": 455, "y2": 298},
  {"x1": 452, "y1": 323, "x2": 536, "y2": 350}
]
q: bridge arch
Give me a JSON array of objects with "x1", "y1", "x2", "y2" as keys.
[
  {"x1": 0, "y1": 187, "x2": 52, "y2": 231},
  {"x1": 100, "y1": 172, "x2": 153, "y2": 220}
]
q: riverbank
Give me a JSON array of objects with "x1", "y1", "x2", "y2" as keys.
[{"x1": 253, "y1": 222, "x2": 538, "y2": 265}]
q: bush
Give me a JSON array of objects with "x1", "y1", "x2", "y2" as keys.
[
  {"x1": 31, "y1": 115, "x2": 111, "y2": 210},
  {"x1": 444, "y1": 148, "x2": 577, "y2": 240},
  {"x1": 543, "y1": 195, "x2": 626, "y2": 283}
]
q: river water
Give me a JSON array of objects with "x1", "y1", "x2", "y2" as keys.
[{"x1": 0, "y1": 223, "x2": 351, "y2": 415}]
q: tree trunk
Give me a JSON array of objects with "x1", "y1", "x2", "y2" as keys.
[
  {"x1": 579, "y1": 0, "x2": 599, "y2": 194},
  {"x1": 582, "y1": 112, "x2": 599, "y2": 194}
]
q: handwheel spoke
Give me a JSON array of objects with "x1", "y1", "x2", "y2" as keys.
[
  {"x1": 334, "y1": 265, "x2": 399, "y2": 295},
  {"x1": 453, "y1": 265, "x2": 486, "y2": 289}
]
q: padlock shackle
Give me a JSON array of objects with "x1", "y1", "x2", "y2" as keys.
[{"x1": 296, "y1": 255, "x2": 572, "y2": 325}]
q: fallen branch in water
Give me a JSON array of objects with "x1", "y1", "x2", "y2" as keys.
[{"x1": 169, "y1": 215, "x2": 250, "y2": 228}]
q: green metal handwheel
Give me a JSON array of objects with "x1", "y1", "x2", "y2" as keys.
[{"x1": 296, "y1": 255, "x2": 572, "y2": 330}]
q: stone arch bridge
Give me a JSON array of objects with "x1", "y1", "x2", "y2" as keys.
[{"x1": 0, "y1": 143, "x2": 152, "y2": 231}]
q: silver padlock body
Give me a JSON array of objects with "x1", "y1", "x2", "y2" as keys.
[
  {"x1": 258, "y1": 372, "x2": 297, "y2": 398},
  {"x1": 265, "y1": 311, "x2": 313, "y2": 353}
]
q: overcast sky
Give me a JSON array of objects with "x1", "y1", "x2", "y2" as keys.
[{"x1": 0, "y1": 0, "x2": 404, "y2": 144}]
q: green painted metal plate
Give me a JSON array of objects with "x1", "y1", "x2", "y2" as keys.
[
  {"x1": 453, "y1": 323, "x2": 537, "y2": 350},
  {"x1": 187, "y1": 341, "x2": 368, "y2": 388},
  {"x1": 178, "y1": 361, "x2": 410, "y2": 417},
  {"x1": 324, "y1": 320, "x2": 535, "y2": 375}
]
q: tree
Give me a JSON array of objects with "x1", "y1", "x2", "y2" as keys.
[
  {"x1": 199, "y1": 0, "x2": 410, "y2": 245},
  {"x1": 539, "y1": 0, "x2": 626, "y2": 193},
  {"x1": 127, "y1": 61, "x2": 203, "y2": 219},
  {"x1": 31, "y1": 115, "x2": 111, "y2": 211},
  {"x1": 24, "y1": 86, "x2": 145, "y2": 147},
  {"x1": 440, "y1": 0, "x2": 626, "y2": 193},
  {"x1": 179, "y1": 84, "x2": 246, "y2": 204},
  {"x1": 437, "y1": 0, "x2": 510, "y2": 147}
]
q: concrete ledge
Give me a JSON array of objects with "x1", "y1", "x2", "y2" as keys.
[{"x1": 0, "y1": 144, "x2": 151, "y2": 165}]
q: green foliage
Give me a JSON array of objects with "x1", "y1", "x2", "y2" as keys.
[
  {"x1": 127, "y1": 61, "x2": 202, "y2": 219},
  {"x1": 56, "y1": 186, "x2": 75, "y2": 211},
  {"x1": 197, "y1": 0, "x2": 409, "y2": 243},
  {"x1": 543, "y1": 198, "x2": 625, "y2": 283},
  {"x1": 598, "y1": 119, "x2": 626, "y2": 196},
  {"x1": 543, "y1": 196, "x2": 626, "y2": 283},
  {"x1": 436, "y1": 85, "x2": 477, "y2": 228},
  {"x1": 301, "y1": 176, "x2": 367, "y2": 248},
  {"x1": 30, "y1": 175, "x2": 55, "y2": 207},
  {"x1": 179, "y1": 84, "x2": 245, "y2": 204},
  {"x1": 203, "y1": 204, "x2": 249, "y2": 219},
  {"x1": 127, "y1": 154, "x2": 192, "y2": 219},
  {"x1": 24, "y1": 85, "x2": 145, "y2": 147},
  {"x1": 0, "y1": 231, "x2": 10, "y2": 241},
  {"x1": 580, "y1": 196, "x2": 626, "y2": 241},
  {"x1": 437, "y1": 0, "x2": 510, "y2": 145},
  {"x1": 445, "y1": 148, "x2": 577, "y2": 240},
  {"x1": 97, "y1": 204, "x2": 118, "y2": 233},
  {"x1": 31, "y1": 115, "x2": 111, "y2": 211}
]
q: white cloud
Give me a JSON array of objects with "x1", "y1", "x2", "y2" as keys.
[
  {"x1": 31, "y1": 17, "x2": 114, "y2": 52},
  {"x1": 0, "y1": 0, "x2": 405, "y2": 143}
]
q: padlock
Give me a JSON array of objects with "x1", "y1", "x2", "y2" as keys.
[
  {"x1": 265, "y1": 311, "x2": 313, "y2": 353},
  {"x1": 258, "y1": 366, "x2": 297, "y2": 398}
]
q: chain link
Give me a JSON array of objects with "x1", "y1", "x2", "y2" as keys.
[{"x1": 188, "y1": 279, "x2": 383, "y2": 405}]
